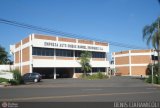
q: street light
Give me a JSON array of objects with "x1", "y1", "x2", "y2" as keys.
[{"x1": 151, "y1": 50, "x2": 158, "y2": 84}]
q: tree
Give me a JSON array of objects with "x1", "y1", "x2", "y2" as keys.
[
  {"x1": 79, "y1": 51, "x2": 92, "y2": 76},
  {"x1": 0, "y1": 45, "x2": 10, "y2": 64},
  {"x1": 143, "y1": 17, "x2": 160, "y2": 75},
  {"x1": 147, "y1": 63, "x2": 159, "y2": 75}
]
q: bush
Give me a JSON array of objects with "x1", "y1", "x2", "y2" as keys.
[
  {"x1": 157, "y1": 76, "x2": 160, "y2": 84},
  {"x1": 80, "y1": 72, "x2": 108, "y2": 80},
  {"x1": 0, "y1": 78, "x2": 9, "y2": 83},
  {"x1": 145, "y1": 75, "x2": 160, "y2": 84},
  {"x1": 10, "y1": 69, "x2": 23, "y2": 85},
  {"x1": 8, "y1": 79, "x2": 19, "y2": 85}
]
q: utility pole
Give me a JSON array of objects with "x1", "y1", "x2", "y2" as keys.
[
  {"x1": 158, "y1": 17, "x2": 160, "y2": 76},
  {"x1": 152, "y1": 64, "x2": 154, "y2": 84}
]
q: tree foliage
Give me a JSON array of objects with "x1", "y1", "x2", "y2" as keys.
[
  {"x1": 147, "y1": 63, "x2": 159, "y2": 75},
  {"x1": 0, "y1": 45, "x2": 9, "y2": 64},
  {"x1": 143, "y1": 17, "x2": 160, "y2": 75},
  {"x1": 79, "y1": 51, "x2": 92, "y2": 75}
]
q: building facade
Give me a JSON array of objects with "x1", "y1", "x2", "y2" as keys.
[
  {"x1": 112, "y1": 49, "x2": 157, "y2": 76},
  {"x1": 10, "y1": 34, "x2": 109, "y2": 79}
]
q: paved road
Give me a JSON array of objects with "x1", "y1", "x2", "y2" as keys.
[{"x1": 0, "y1": 76, "x2": 160, "y2": 102}]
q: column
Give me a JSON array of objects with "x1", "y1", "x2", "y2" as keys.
[
  {"x1": 73, "y1": 50, "x2": 75, "y2": 60},
  {"x1": 90, "y1": 68, "x2": 93, "y2": 75},
  {"x1": 20, "y1": 40, "x2": 22, "y2": 75},
  {"x1": 54, "y1": 68, "x2": 56, "y2": 79},
  {"x1": 129, "y1": 50, "x2": 132, "y2": 76},
  {"x1": 29, "y1": 34, "x2": 32, "y2": 73},
  {"x1": 105, "y1": 67, "x2": 108, "y2": 75},
  {"x1": 73, "y1": 68, "x2": 77, "y2": 78},
  {"x1": 54, "y1": 49, "x2": 56, "y2": 60}
]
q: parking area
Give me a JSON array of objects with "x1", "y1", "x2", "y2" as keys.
[
  {"x1": 1, "y1": 76, "x2": 160, "y2": 102},
  {"x1": 7, "y1": 76, "x2": 154, "y2": 88}
]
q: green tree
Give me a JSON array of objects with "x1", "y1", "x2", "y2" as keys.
[
  {"x1": 147, "y1": 63, "x2": 159, "y2": 75},
  {"x1": 0, "y1": 45, "x2": 9, "y2": 64},
  {"x1": 143, "y1": 17, "x2": 160, "y2": 75},
  {"x1": 79, "y1": 51, "x2": 92, "y2": 76}
]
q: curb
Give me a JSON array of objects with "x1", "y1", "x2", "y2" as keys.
[
  {"x1": 0, "y1": 83, "x2": 11, "y2": 88},
  {"x1": 0, "y1": 84, "x2": 5, "y2": 87},
  {"x1": 152, "y1": 84, "x2": 160, "y2": 87}
]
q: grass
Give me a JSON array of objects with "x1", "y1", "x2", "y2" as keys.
[{"x1": 0, "y1": 78, "x2": 9, "y2": 83}]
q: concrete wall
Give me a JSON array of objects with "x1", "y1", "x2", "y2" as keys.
[
  {"x1": 0, "y1": 71, "x2": 13, "y2": 79},
  {"x1": 0, "y1": 65, "x2": 14, "y2": 71},
  {"x1": 0, "y1": 65, "x2": 14, "y2": 79}
]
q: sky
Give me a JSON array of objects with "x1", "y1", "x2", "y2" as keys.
[{"x1": 0, "y1": 0, "x2": 160, "y2": 58}]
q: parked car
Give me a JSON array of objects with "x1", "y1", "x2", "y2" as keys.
[{"x1": 22, "y1": 73, "x2": 42, "y2": 83}]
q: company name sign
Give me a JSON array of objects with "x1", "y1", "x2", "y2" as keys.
[
  {"x1": 44, "y1": 42, "x2": 104, "y2": 51},
  {"x1": 32, "y1": 39, "x2": 108, "y2": 52}
]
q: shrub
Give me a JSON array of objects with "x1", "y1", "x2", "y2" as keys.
[
  {"x1": 80, "y1": 72, "x2": 108, "y2": 80},
  {"x1": 10, "y1": 69, "x2": 23, "y2": 84},
  {"x1": 145, "y1": 75, "x2": 159, "y2": 84},
  {"x1": 0, "y1": 78, "x2": 9, "y2": 83},
  {"x1": 8, "y1": 79, "x2": 19, "y2": 85},
  {"x1": 97, "y1": 72, "x2": 104, "y2": 79},
  {"x1": 157, "y1": 76, "x2": 160, "y2": 84}
]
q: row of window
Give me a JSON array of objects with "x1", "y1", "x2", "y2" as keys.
[
  {"x1": 32, "y1": 47, "x2": 106, "y2": 58},
  {"x1": 32, "y1": 47, "x2": 54, "y2": 56},
  {"x1": 75, "y1": 68, "x2": 106, "y2": 73}
]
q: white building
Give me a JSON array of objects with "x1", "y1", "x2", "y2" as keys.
[{"x1": 10, "y1": 34, "x2": 109, "y2": 79}]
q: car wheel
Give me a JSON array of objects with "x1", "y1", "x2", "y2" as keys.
[{"x1": 34, "y1": 79, "x2": 38, "y2": 83}]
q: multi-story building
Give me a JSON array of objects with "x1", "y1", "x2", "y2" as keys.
[
  {"x1": 10, "y1": 34, "x2": 109, "y2": 79},
  {"x1": 112, "y1": 49, "x2": 157, "y2": 76}
]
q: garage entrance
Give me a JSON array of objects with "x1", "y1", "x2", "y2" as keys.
[
  {"x1": 33, "y1": 68, "x2": 54, "y2": 79},
  {"x1": 56, "y1": 68, "x2": 73, "y2": 78},
  {"x1": 33, "y1": 68, "x2": 74, "y2": 79}
]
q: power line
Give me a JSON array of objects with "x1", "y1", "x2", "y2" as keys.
[{"x1": 0, "y1": 18, "x2": 146, "y2": 49}]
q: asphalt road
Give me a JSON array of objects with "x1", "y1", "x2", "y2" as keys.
[{"x1": 0, "y1": 76, "x2": 160, "y2": 102}]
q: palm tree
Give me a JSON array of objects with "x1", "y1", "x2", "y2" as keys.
[
  {"x1": 79, "y1": 51, "x2": 92, "y2": 76},
  {"x1": 143, "y1": 17, "x2": 160, "y2": 75},
  {"x1": 0, "y1": 45, "x2": 9, "y2": 64}
]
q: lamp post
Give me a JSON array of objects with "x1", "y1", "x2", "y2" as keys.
[
  {"x1": 151, "y1": 64, "x2": 154, "y2": 84},
  {"x1": 151, "y1": 50, "x2": 157, "y2": 84}
]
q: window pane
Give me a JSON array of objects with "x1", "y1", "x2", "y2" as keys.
[
  {"x1": 32, "y1": 47, "x2": 54, "y2": 56},
  {"x1": 92, "y1": 52, "x2": 105, "y2": 58},
  {"x1": 56, "y1": 49, "x2": 73, "y2": 57}
]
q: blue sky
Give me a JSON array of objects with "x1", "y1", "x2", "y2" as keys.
[{"x1": 0, "y1": 0, "x2": 160, "y2": 57}]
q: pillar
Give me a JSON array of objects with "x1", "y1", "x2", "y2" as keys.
[
  {"x1": 54, "y1": 68, "x2": 56, "y2": 79},
  {"x1": 73, "y1": 68, "x2": 77, "y2": 78}
]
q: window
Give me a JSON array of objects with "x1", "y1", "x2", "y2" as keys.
[
  {"x1": 92, "y1": 52, "x2": 105, "y2": 58},
  {"x1": 75, "y1": 51, "x2": 82, "y2": 57},
  {"x1": 92, "y1": 68, "x2": 105, "y2": 73},
  {"x1": 32, "y1": 47, "x2": 54, "y2": 56},
  {"x1": 56, "y1": 49, "x2": 73, "y2": 57},
  {"x1": 75, "y1": 68, "x2": 83, "y2": 73}
]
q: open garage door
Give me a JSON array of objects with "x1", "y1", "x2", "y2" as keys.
[
  {"x1": 33, "y1": 68, "x2": 54, "y2": 79},
  {"x1": 33, "y1": 68, "x2": 74, "y2": 79},
  {"x1": 56, "y1": 68, "x2": 73, "y2": 78}
]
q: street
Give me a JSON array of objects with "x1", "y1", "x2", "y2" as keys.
[{"x1": 0, "y1": 76, "x2": 160, "y2": 102}]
